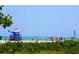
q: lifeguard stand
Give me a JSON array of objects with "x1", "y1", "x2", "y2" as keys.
[{"x1": 10, "y1": 28, "x2": 22, "y2": 41}]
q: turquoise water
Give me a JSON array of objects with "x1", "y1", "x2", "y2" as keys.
[
  {"x1": 2, "y1": 36, "x2": 76, "y2": 41},
  {"x1": 22, "y1": 37, "x2": 51, "y2": 40},
  {"x1": 2, "y1": 36, "x2": 51, "y2": 40}
]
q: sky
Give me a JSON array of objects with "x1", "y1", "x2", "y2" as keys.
[{"x1": 1, "y1": 5, "x2": 79, "y2": 37}]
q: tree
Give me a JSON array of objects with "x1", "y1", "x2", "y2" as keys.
[{"x1": 0, "y1": 5, "x2": 13, "y2": 29}]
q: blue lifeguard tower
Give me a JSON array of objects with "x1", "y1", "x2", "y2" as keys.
[{"x1": 10, "y1": 28, "x2": 22, "y2": 41}]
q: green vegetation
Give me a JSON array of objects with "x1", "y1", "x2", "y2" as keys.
[
  {"x1": 0, "y1": 5, "x2": 13, "y2": 40},
  {"x1": 0, "y1": 5, "x2": 13, "y2": 29},
  {"x1": 0, "y1": 40, "x2": 79, "y2": 54}
]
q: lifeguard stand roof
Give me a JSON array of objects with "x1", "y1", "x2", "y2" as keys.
[{"x1": 13, "y1": 28, "x2": 19, "y2": 32}]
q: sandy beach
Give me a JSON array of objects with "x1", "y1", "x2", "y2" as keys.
[{"x1": 0, "y1": 40, "x2": 53, "y2": 44}]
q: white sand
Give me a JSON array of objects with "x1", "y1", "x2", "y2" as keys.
[{"x1": 0, "y1": 40, "x2": 52, "y2": 44}]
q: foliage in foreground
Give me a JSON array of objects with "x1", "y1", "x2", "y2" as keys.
[
  {"x1": 0, "y1": 40, "x2": 79, "y2": 54},
  {"x1": 0, "y1": 5, "x2": 13, "y2": 29}
]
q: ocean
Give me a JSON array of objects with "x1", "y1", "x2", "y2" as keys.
[
  {"x1": 2, "y1": 36, "x2": 74, "y2": 41},
  {"x1": 22, "y1": 37, "x2": 51, "y2": 40},
  {"x1": 2, "y1": 36, "x2": 51, "y2": 41}
]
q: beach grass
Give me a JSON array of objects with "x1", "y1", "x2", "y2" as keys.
[{"x1": 0, "y1": 40, "x2": 79, "y2": 54}]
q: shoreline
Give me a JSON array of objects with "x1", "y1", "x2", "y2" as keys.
[{"x1": 0, "y1": 40, "x2": 53, "y2": 44}]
